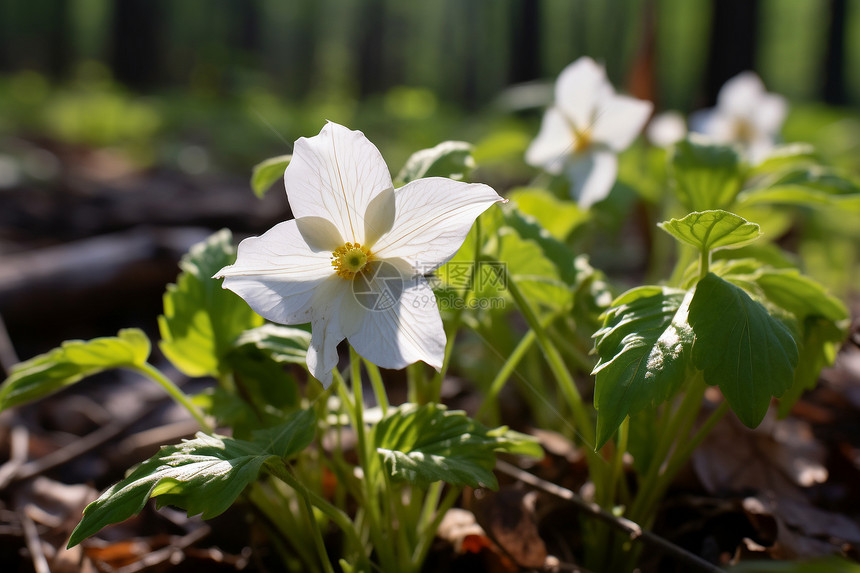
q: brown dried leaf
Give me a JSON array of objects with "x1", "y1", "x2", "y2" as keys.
[{"x1": 471, "y1": 487, "x2": 548, "y2": 568}]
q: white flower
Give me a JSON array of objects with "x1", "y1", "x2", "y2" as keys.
[
  {"x1": 525, "y1": 57, "x2": 652, "y2": 208},
  {"x1": 646, "y1": 111, "x2": 687, "y2": 148},
  {"x1": 215, "y1": 122, "x2": 504, "y2": 387},
  {"x1": 689, "y1": 71, "x2": 787, "y2": 163}
]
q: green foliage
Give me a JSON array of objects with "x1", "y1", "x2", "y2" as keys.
[
  {"x1": 507, "y1": 187, "x2": 589, "y2": 240},
  {"x1": 395, "y1": 141, "x2": 475, "y2": 185},
  {"x1": 230, "y1": 324, "x2": 311, "y2": 365},
  {"x1": 671, "y1": 137, "x2": 745, "y2": 211},
  {"x1": 738, "y1": 166, "x2": 860, "y2": 211},
  {"x1": 251, "y1": 154, "x2": 291, "y2": 198},
  {"x1": 374, "y1": 403, "x2": 542, "y2": 489},
  {"x1": 658, "y1": 210, "x2": 762, "y2": 252},
  {"x1": 592, "y1": 287, "x2": 694, "y2": 448},
  {"x1": 158, "y1": 230, "x2": 263, "y2": 378},
  {"x1": 688, "y1": 273, "x2": 798, "y2": 427},
  {"x1": 0, "y1": 329, "x2": 150, "y2": 411},
  {"x1": 68, "y1": 409, "x2": 315, "y2": 547}
]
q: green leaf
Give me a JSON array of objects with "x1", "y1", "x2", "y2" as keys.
[
  {"x1": 231, "y1": 324, "x2": 311, "y2": 365},
  {"x1": 250, "y1": 154, "x2": 291, "y2": 198},
  {"x1": 671, "y1": 137, "x2": 744, "y2": 211},
  {"x1": 68, "y1": 409, "x2": 315, "y2": 547},
  {"x1": 507, "y1": 187, "x2": 589, "y2": 240},
  {"x1": 0, "y1": 329, "x2": 150, "y2": 411},
  {"x1": 395, "y1": 141, "x2": 474, "y2": 185},
  {"x1": 592, "y1": 287, "x2": 694, "y2": 448},
  {"x1": 752, "y1": 269, "x2": 848, "y2": 322},
  {"x1": 502, "y1": 204, "x2": 580, "y2": 286},
  {"x1": 497, "y1": 229, "x2": 570, "y2": 311},
  {"x1": 737, "y1": 167, "x2": 860, "y2": 211},
  {"x1": 747, "y1": 143, "x2": 817, "y2": 176},
  {"x1": 658, "y1": 210, "x2": 761, "y2": 253},
  {"x1": 159, "y1": 230, "x2": 263, "y2": 378},
  {"x1": 688, "y1": 273, "x2": 799, "y2": 427},
  {"x1": 374, "y1": 403, "x2": 542, "y2": 489}
]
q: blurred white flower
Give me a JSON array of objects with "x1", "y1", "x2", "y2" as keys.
[
  {"x1": 216, "y1": 122, "x2": 503, "y2": 387},
  {"x1": 526, "y1": 57, "x2": 653, "y2": 208},
  {"x1": 646, "y1": 111, "x2": 687, "y2": 148},
  {"x1": 690, "y1": 72, "x2": 787, "y2": 163}
]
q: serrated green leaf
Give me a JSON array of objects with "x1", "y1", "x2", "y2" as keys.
[
  {"x1": 231, "y1": 324, "x2": 311, "y2": 365},
  {"x1": 658, "y1": 210, "x2": 761, "y2": 253},
  {"x1": 752, "y1": 269, "x2": 848, "y2": 322},
  {"x1": 778, "y1": 317, "x2": 845, "y2": 418},
  {"x1": 251, "y1": 154, "x2": 291, "y2": 198},
  {"x1": 592, "y1": 287, "x2": 694, "y2": 448},
  {"x1": 374, "y1": 403, "x2": 542, "y2": 489},
  {"x1": 68, "y1": 409, "x2": 315, "y2": 547},
  {"x1": 159, "y1": 230, "x2": 263, "y2": 378},
  {"x1": 502, "y1": 204, "x2": 580, "y2": 286},
  {"x1": 395, "y1": 141, "x2": 474, "y2": 185},
  {"x1": 507, "y1": 187, "x2": 588, "y2": 240},
  {"x1": 497, "y1": 229, "x2": 570, "y2": 311},
  {"x1": 688, "y1": 273, "x2": 799, "y2": 427},
  {"x1": 671, "y1": 137, "x2": 744, "y2": 211},
  {"x1": 0, "y1": 329, "x2": 150, "y2": 411}
]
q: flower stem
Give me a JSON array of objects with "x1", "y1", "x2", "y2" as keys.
[
  {"x1": 132, "y1": 363, "x2": 212, "y2": 433},
  {"x1": 363, "y1": 359, "x2": 389, "y2": 416}
]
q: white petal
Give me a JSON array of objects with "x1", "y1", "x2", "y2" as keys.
[
  {"x1": 345, "y1": 263, "x2": 445, "y2": 371},
  {"x1": 525, "y1": 107, "x2": 574, "y2": 174},
  {"x1": 646, "y1": 111, "x2": 687, "y2": 147},
  {"x1": 591, "y1": 94, "x2": 653, "y2": 151},
  {"x1": 555, "y1": 57, "x2": 610, "y2": 129},
  {"x1": 371, "y1": 177, "x2": 504, "y2": 269},
  {"x1": 285, "y1": 122, "x2": 394, "y2": 245},
  {"x1": 216, "y1": 220, "x2": 335, "y2": 324},
  {"x1": 751, "y1": 93, "x2": 787, "y2": 136},
  {"x1": 717, "y1": 72, "x2": 765, "y2": 118},
  {"x1": 566, "y1": 151, "x2": 618, "y2": 208},
  {"x1": 689, "y1": 109, "x2": 733, "y2": 142},
  {"x1": 306, "y1": 277, "x2": 349, "y2": 388}
]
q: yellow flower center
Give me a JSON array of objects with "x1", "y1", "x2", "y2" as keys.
[
  {"x1": 571, "y1": 124, "x2": 592, "y2": 153},
  {"x1": 331, "y1": 242, "x2": 372, "y2": 279}
]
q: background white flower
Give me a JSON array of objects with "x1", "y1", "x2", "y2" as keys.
[
  {"x1": 525, "y1": 56, "x2": 653, "y2": 208},
  {"x1": 215, "y1": 122, "x2": 503, "y2": 387},
  {"x1": 689, "y1": 71, "x2": 787, "y2": 163},
  {"x1": 646, "y1": 110, "x2": 687, "y2": 148}
]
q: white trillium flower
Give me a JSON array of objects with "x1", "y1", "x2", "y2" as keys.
[
  {"x1": 525, "y1": 56, "x2": 653, "y2": 208},
  {"x1": 689, "y1": 71, "x2": 787, "y2": 163},
  {"x1": 215, "y1": 122, "x2": 504, "y2": 387}
]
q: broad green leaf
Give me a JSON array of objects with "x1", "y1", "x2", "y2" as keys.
[
  {"x1": 502, "y1": 204, "x2": 580, "y2": 286},
  {"x1": 159, "y1": 230, "x2": 263, "y2": 378},
  {"x1": 752, "y1": 269, "x2": 848, "y2": 322},
  {"x1": 250, "y1": 154, "x2": 291, "y2": 198},
  {"x1": 738, "y1": 167, "x2": 860, "y2": 211},
  {"x1": 777, "y1": 317, "x2": 845, "y2": 418},
  {"x1": 671, "y1": 137, "x2": 744, "y2": 211},
  {"x1": 68, "y1": 409, "x2": 314, "y2": 547},
  {"x1": 747, "y1": 143, "x2": 817, "y2": 176},
  {"x1": 374, "y1": 403, "x2": 542, "y2": 489},
  {"x1": 658, "y1": 210, "x2": 761, "y2": 253},
  {"x1": 0, "y1": 329, "x2": 150, "y2": 411},
  {"x1": 592, "y1": 287, "x2": 693, "y2": 448},
  {"x1": 688, "y1": 273, "x2": 799, "y2": 427},
  {"x1": 497, "y1": 229, "x2": 570, "y2": 311},
  {"x1": 395, "y1": 141, "x2": 474, "y2": 185},
  {"x1": 231, "y1": 324, "x2": 311, "y2": 365},
  {"x1": 507, "y1": 187, "x2": 588, "y2": 240}
]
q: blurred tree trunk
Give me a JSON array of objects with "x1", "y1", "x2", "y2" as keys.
[
  {"x1": 823, "y1": 0, "x2": 846, "y2": 104},
  {"x1": 704, "y1": 0, "x2": 758, "y2": 105},
  {"x1": 111, "y1": 0, "x2": 161, "y2": 89},
  {"x1": 509, "y1": 0, "x2": 541, "y2": 83}
]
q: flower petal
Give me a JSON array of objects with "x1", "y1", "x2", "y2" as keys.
[
  {"x1": 591, "y1": 94, "x2": 653, "y2": 151},
  {"x1": 296, "y1": 216, "x2": 344, "y2": 252},
  {"x1": 751, "y1": 93, "x2": 787, "y2": 136},
  {"x1": 306, "y1": 277, "x2": 349, "y2": 388},
  {"x1": 215, "y1": 220, "x2": 335, "y2": 324},
  {"x1": 525, "y1": 107, "x2": 574, "y2": 175},
  {"x1": 555, "y1": 57, "x2": 610, "y2": 129},
  {"x1": 344, "y1": 261, "x2": 445, "y2": 371},
  {"x1": 285, "y1": 121, "x2": 394, "y2": 245},
  {"x1": 717, "y1": 72, "x2": 765, "y2": 118},
  {"x1": 566, "y1": 150, "x2": 618, "y2": 208},
  {"x1": 371, "y1": 177, "x2": 503, "y2": 269},
  {"x1": 646, "y1": 111, "x2": 687, "y2": 148}
]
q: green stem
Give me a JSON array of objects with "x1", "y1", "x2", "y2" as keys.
[
  {"x1": 412, "y1": 486, "x2": 460, "y2": 565},
  {"x1": 661, "y1": 400, "x2": 730, "y2": 487},
  {"x1": 476, "y1": 328, "x2": 536, "y2": 420},
  {"x1": 133, "y1": 363, "x2": 212, "y2": 433},
  {"x1": 300, "y1": 492, "x2": 336, "y2": 573},
  {"x1": 699, "y1": 247, "x2": 710, "y2": 280},
  {"x1": 501, "y1": 266, "x2": 594, "y2": 447},
  {"x1": 363, "y1": 359, "x2": 389, "y2": 416}
]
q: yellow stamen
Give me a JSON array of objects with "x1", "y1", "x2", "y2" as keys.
[
  {"x1": 331, "y1": 242, "x2": 373, "y2": 279},
  {"x1": 572, "y1": 125, "x2": 592, "y2": 153}
]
